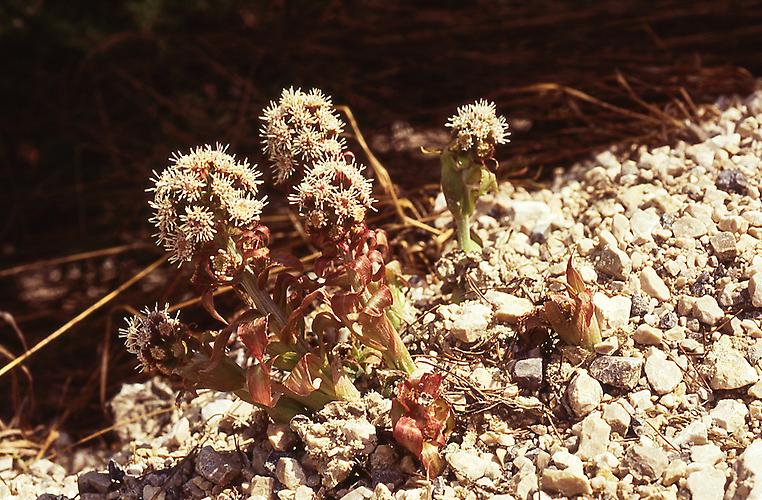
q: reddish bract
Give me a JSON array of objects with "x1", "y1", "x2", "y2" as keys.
[{"x1": 391, "y1": 372, "x2": 454, "y2": 479}]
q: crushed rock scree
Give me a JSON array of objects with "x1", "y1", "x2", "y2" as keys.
[{"x1": 4, "y1": 90, "x2": 762, "y2": 499}]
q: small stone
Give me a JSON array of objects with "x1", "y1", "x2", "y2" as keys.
[
  {"x1": 612, "y1": 213, "x2": 632, "y2": 246},
  {"x1": 659, "y1": 311, "x2": 678, "y2": 330},
  {"x1": 690, "y1": 272, "x2": 715, "y2": 297},
  {"x1": 594, "y1": 336, "x2": 619, "y2": 355},
  {"x1": 640, "y1": 267, "x2": 671, "y2": 301},
  {"x1": 339, "y1": 486, "x2": 375, "y2": 500},
  {"x1": 195, "y1": 446, "x2": 242, "y2": 486},
  {"x1": 446, "y1": 450, "x2": 489, "y2": 482},
  {"x1": 630, "y1": 389, "x2": 654, "y2": 412},
  {"x1": 566, "y1": 370, "x2": 603, "y2": 417},
  {"x1": 276, "y1": 458, "x2": 307, "y2": 490},
  {"x1": 512, "y1": 358, "x2": 543, "y2": 389},
  {"x1": 630, "y1": 209, "x2": 660, "y2": 243},
  {"x1": 662, "y1": 459, "x2": 686, "y2": 486},
  {"x1": 589, "y1": 356, "x2": 642, "y2": 390},
  {"x1": 672, "y1": 216, "x2": 707, "y2": 238},
  {"x1": 709, "y1": 232, "x2": 737, "y2": 260},
  {"x1": 674, "y1": 420, "x2": 708, "y2": 447},
  {"x1": 716, "y1": 169, "x2": 749, "y2": 194},
  {"x1": 710, "y1": 399, "x2": 749, "y2": 434},
  {"x1": 168, "y1": 417, "x2": 191, "y2": 446},
  {"x1": 692, "y1": 295, "x2": 725, "y2": 325},
  {"x1": 681, "y1": 338, "x2": 703, "y2": 353},
  {"x1": 687, "y1": 468, "x2": 726, "y2": 500},
  {"x1": 749, "y1": 273, "x2": 762, "y2": 308},
  {"x1": 541, "y1": 469, "x2": 592, "y2": 496},
  {"x1": 630, "y1": 293, "x2": 651, "y2": 317},
  {"x1": 487, "y1": 291, "x2": 534, "y2": 324},
  {"x1": 450, "y1": 302, "x2": 493, "y2": 343},
  {"x1": 294, "y1": 486, "x2": 315, "y2": 499},
  {"x1": 200, "y1": 399, "x2": 236, "y2": 426},
  {"x1": 645, "y1": 348, "x2": 682, "y2": 394},
  {"x1": 77, "y1": 471, "x2": 111, "y2": 494},
  {"x1": 687, "y1": 142, "x2": 715, "y2": 167},
  {"x1": 593, "y1": 293, "x2": 631, "y2": 330},
  {"x1": 575, "y1": 414, "x2": 611, "y2": 460},
  {"x1": 633, "y1": 324, "x2": 663, "y2": 345},
  {"x1": 268, "y1": 423, "x2": 298, "y2": 451},
  {"x1": 508, "y1": 200, "x2": 551, "y2": 230},
  {"x1": 624, "y1": 445, "x2": 668, "y2": 481},
  {"x1": 735, "y1": 441, "x2": 762, "y2": 499},
  {"x1": 709, "y1": 349, "x2": 758, "y2": 390},
  {"x1": 597, "y1": 244, "x2": 632, "y2": 280},
  {"x1": 690, "y1": 443, "x2": 724, "y2": 465},
  {"x1": 602, "y1": 401, "x2": 631, "y2": 435},
  {"x1": 249, "y1": 475, "x2": 275, "y2": 499}
]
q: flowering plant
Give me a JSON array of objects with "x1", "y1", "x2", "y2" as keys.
[
  {"x1": 123, "y1": 88, "x2": 453, "y2": 476},
  {"x1": 440, "y1": 100, "x2": 509, "y2": 252}
]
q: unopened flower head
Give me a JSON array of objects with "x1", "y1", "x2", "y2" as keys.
[
  {"x1": 289, "y1": 155, "x2": 374, "y2": 240},
  {"x1": 120, "y1": 305, "x2": 195, "y2": 376},
  {"x1": 260, "y1": 88, "x2": 346, "y2": 183},
  {"x1": 149, "y1": 144, "x2": 266, "y2": 263},
  {"x1": 446, "y1": 99, "x2": 510, "y2": 160}
]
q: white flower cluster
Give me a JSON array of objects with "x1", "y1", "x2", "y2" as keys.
[
  {"x1": 260, "y1": 88, "x2": 346, "y2": 183},
  {"x1": 149, "y1": 144, "x2": 266, "y2": 263},
  {"x1": 289, "y1": 155, "x2": 375, "y2": 239},
  {"x1": 446, "y1": 99, "x2": 510, "y2": 159},
  {"x1": 120, "y1": 304, "x2": 189, "y2": 375}
]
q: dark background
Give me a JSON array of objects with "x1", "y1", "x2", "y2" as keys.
[{"x1": 1, "y1": 0, "x2": 761, "y2": 443}]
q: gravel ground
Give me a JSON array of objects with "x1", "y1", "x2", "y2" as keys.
[{"x1": 4, "y1": 89, "x2": 762, "y2": 499}]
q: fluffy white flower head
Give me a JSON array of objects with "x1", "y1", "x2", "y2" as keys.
[
  {"x1": 149, "y1": 144, "x2": 266, "y2": 263},
  {"x1": 289, "y1": 155, "x2": 374, "y2": 240},
  {"x1": 260, "y1": 87, "x2": 346, "y2": 183},
  {"x1": 446, "y1": 99, "x2": 510, "y2": 159}
]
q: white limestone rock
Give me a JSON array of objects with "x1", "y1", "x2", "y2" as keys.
[{"x1": 645, "y1": 348, "x2": 682, "y2": 395}]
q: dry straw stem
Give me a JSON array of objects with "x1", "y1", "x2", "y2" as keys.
[
  {"x1": 0, "y1": 242, "x2": 147, "y2": 279},
  {"x1": 336, "y1": 105, "x2": 440, "y2": 236},
  {"x1": 0, "y1": 254, "x2": 169, "y2": 380}
]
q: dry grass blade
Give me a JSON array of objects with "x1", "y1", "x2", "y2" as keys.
[
  {"x1": 0, "y1": 343, "x2": 35, "y2": 426},
  {"x1": 337, "y1": 105, "x2": 441, "y2": 236},
  {"x1": 0, "y1": 254, "x2": 169, "y2": 380},
  {"x1": 0, "y1": 242, "x2": 147, "y2": 279}
]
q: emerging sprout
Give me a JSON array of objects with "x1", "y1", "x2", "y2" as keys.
[
  {"x1": 446, "y1": 99, "x2": 510, "y2": 160},
  {"x1": 543, "y1": 256, "x2": 602, "y2": 350},
  {"x1": 120, "y1": 305, "x2": 194, "y2": 375},
  {"x1": 260, "y1": 87, "x2": 346, "y2": 183},
  {"x1": 149, "y1": 144, "x2": 267, "y2": 264},
  {"x1": 439, "y1": 99, "x2": 509, "y2": 252},
  {"x1": 289, "y1": 154, "x2": 375, "y2": 241},
  {"x1": 391, "y1": 372, "x2": 454, "y2": 479}
]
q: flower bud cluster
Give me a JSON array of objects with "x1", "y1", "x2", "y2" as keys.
[
  {"x1": 289, "y1": 155, "x2": 374, "y2": 241},
  {"x1": 149, "y1": 144, "x2": 266, "y2": 263},
  {"x1": 120, "y1": 305, "x2": 195, "y2": 376},
  {"x1": 445, "y1": 99, "x2": 510, "y2": 160},
  {"x1": 260, "y1": 88, "x2": 346, "y2": 183}
]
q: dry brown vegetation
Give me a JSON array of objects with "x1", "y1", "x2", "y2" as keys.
[{"x1": 1, "y1": 0, "x2": 762, "y2": 459}]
